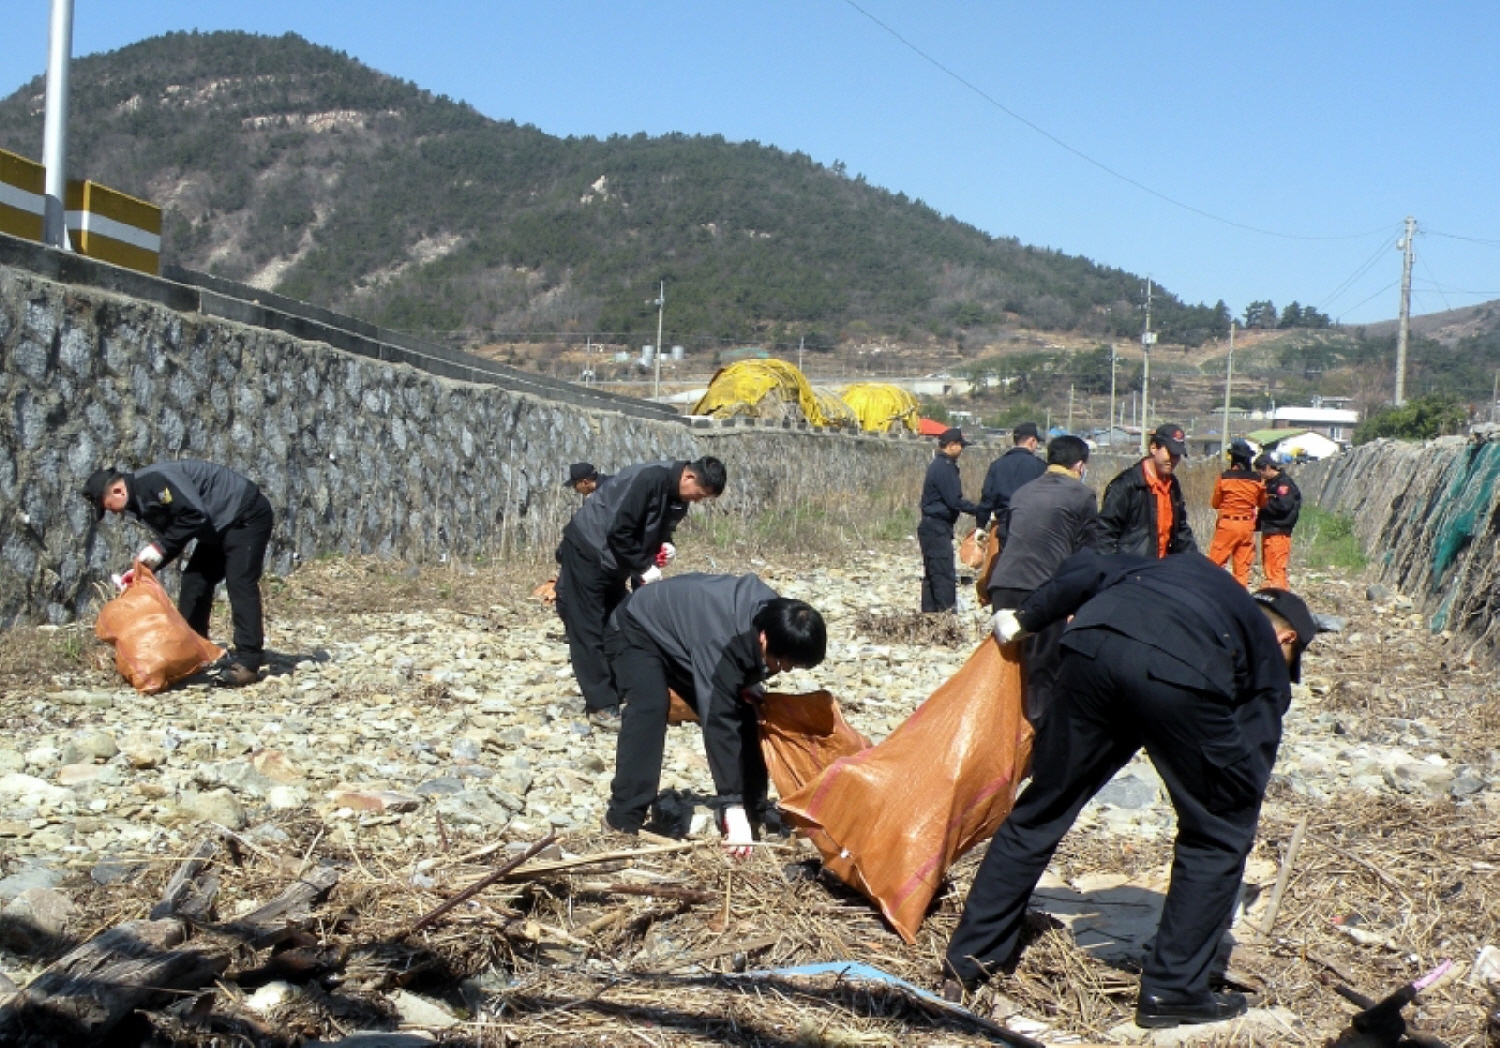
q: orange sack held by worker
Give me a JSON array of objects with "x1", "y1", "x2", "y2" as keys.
[
  {"x1": 95, "y1": 564, "x2": 225, "y2": 693},
  {"x1": 778, "y1": 639, "x2": 1032, "y2": 943},
  {"x1": 758, "y1": 690, "x2": 871, "y2": 799}
]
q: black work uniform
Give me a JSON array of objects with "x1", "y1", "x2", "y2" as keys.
[
  {"x1": 946, "y1": 551, "x2": 1290, "y2": 1000},
  {"x1": 604, "y1": 573, "x2": 776, "y2": 833},
  {"x1": 124, "y1": 461, "x2": 275, "y2": 668},
  {"x1": 556, "y1": 461, "x2": 692, "y2": 714},
  {"x1": 918, "y1": 453, "x2": 980, "y2": 613},
  {"x1": 976, "y1": 446, "x2": 1047, "y2": 536}
]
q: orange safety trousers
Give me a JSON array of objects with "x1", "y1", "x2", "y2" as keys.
[
  {"x1": 1207, "y1": 520, "x2": 1257, "y2": 585},
  {"x1": 1261, "y1": 533, "x2": 1292, "y2": 590}
]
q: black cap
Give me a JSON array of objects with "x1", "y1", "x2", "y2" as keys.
[
  {"x1": 1013, "y1": 421, "x2": 1040, "y2": 441},
  {"x1": 1251, "y1": 588, "x2": 1323, "y2": 682},
  {"x1": 1151, "y1": 423, "x2": 1188, "y2": 457},
  {"x1": 564, "y1": 462, "x2": 598, "y2": 487},
  {"x1": 937, "y1": 427, "x2": 970, "y2": 447},
  {"x1": 1254, "y1": 453, "x2": 1278, "y2": 471},
  {"x1": 1229, "y1": 438, "x2": 1254, "y2": 462},
  {"x1": 81, "y1": 469, "x2": 119, "y2": 521}
]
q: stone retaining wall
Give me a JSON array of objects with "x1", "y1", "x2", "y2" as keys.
[
  {"x1": 1, "y1": 248, "x2": 954, "y2": 626},
  {"x1": 1301, "y1": 434, "x2": 1500, "y2": 652}
]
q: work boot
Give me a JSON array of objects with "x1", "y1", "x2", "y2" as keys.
[
  {"x1": 587, "y1": 706, "x2": 623, "y2": 732},
  {"x1": 1135, "y1": 989, "x2": 1248, "y2": 1029},
  {"x1": 209, "y1": 654, "x2": 259, "y2": 688},
  {"x1": 599, "y1": 812, "x2": 638, "y2": 842}
]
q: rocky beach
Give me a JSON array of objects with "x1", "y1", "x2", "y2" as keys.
[{"x1": 2, "y1": 544, "x2": 1498, "y2": 1046}]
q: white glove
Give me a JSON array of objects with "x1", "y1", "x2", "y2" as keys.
[
  {"x1": 721, "y1": 805, "x2": 753, "y2": 859},
  {"x1": 136, "y1": 544, "x2": 164, "y2": 569},
  {"x1": 656, "y1": 542, "x2": 677, "y2": 566},
  {"x1": 991, "y1": 609, "x2": 1029, "y2": 645},
  {"x1": 113, "y1": 570, "x2": 135, "y2": 592},
  {"x1": 639, "y1": 565, "x2": 663, "y2": 584},
  {"x1": 974, "y1": 529, "x2": 988, "y2": 546}
]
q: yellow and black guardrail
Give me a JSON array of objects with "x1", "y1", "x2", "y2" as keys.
[{"x1": 0, "y1": 146, "x2": 161, "y2": 275}]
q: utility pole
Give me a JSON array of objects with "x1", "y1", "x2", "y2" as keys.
[
  {"x1": 651, "y1": 281, "x2": 665, "y2": 400},
  {"x1": 798, "y1": 335, "x2": 805, "y2": 375},
  {"x1": 42, "y1": 0, "x2": 75, "y2": 249},
  {"x1": 1139, "y1": 278, "x2": 1155, "y2": 455},
  {"x1": 1220, "y1": 321, "x2": 1236, "y2": 459},
  {"x1": 1108, "y1": 343, "x2": 1118, "y2": 446},
  {"x1": 1066, "y1": 383, "x2": 1075, "y2": 435},
  {"x1": 1394, "y1": 216, "x2": 1416, "y2": 406}
]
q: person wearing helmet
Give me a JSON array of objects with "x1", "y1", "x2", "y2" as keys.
[
  {"x1": 1255, "y1": 454, "x2": 1302, "y2": 589},
  {"x1": 1206, "y1": 439, "x2": 1266, "y2": 586}
]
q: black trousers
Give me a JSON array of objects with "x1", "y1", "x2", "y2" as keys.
[
  {"x1": 555, "y1": 539, "x2": 629, "y2": 713},
  {"x1": 918, "y1": 517, "x2": 957, "y2": 613},
  {"x1": 990, "y1": 586, "x2": 1065, "y2": 726},
  {"x1": 604, "y1": 615, "x2": 765, "y2": 833},
  {"x1": 945, "y1": 630, "x2": 1281, "y2": 997},
  {"x1": 177, "y1": 492, "x2": 274, "y2": 668}
]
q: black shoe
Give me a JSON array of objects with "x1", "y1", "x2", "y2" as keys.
[
  {"x1": 599, "y1": 813, "x2": 637, "y2": 840},
  {"x1": 1135, "y1": 989, "x2": 1248, "y2": 1029},
  {"x1": 209, "y1": 655, "x2": 259, "y2": 687},
  {"x1": 587, "y1": 706, "x2": 623, "y2": 732}
]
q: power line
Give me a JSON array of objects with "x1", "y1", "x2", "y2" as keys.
[
  {"x1": 837, "y1": 0, "x2": 1397, "y2": 243},
  {"x1": 1318, "y1": 231, "x2": 1402, "y2": 311},
  {"x1": 1337, "y1": 280, "x2": 1400, "y2": 323},
  {"x1": 1426, "y1": 229, "x2": 1500, "y2": 249}
]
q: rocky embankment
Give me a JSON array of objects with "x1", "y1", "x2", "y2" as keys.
[{"x1": 1, "y1": 549, "x2": 1498, "y2": 1027}]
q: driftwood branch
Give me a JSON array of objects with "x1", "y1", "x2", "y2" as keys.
[
  {"x1": 0, "y1": 918, "x2": 230, "y2": 1043},
  {"x1": 406, "y1": 832, "x2": 557, "y2": 935}
]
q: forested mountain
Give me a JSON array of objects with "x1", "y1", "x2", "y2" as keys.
[{"x1": 2, "y1": 31, "x2": 1229, "y2": 348}]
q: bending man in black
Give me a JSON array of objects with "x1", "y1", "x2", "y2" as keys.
[
  {"x1": 601, "y1": 573, "x2": 826, "y2": 856},
  {"x1": 555, "y1": 457, "x2": 726, "y2": 729},
  {"x1": 82, "y1": 461, "x2": 276, "y2": 687},
  {"x1": 946, "y1": 551, "x2": 1321, "y2": 1029},
  {"x1": 918, "y1": 428, "x2": 980, "y2": 613}
]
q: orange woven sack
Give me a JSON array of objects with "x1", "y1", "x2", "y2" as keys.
[
  {"x1": 95, "y1": 565, "x2": 225, "y2": 693},
  {"x1": 757, "y1": 690, "x2": 871, "y2": 799},
  {"x1": 779, "y1": 639, "x2": 1032, "y2": 943}
]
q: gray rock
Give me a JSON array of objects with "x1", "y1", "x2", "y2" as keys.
[
  {"x1": 415, "y1": 777, "x2": 465, "y2": 797},
  {"x1": 0, "y1": 862, "x2": 64, "y2": 902},
  {"x1": 1366, "y1": 584, "x2": 1393, "y2": 602},
  {"x1": 176, "y1": 788, "x2": 247, "y2": 829},
  {"x1": 1094, "y1": 775, "x2": 1159, "y2": 810},
  {"x1": 0, "y1": 887, "x2": 75, "y2": 949}
]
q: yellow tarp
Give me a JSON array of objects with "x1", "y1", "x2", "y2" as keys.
[
  {"x1": 692, "y1": 360, "x2": 853, "y2": 428},
  {"x1": 839, "y1": 383, "x2": 920, "y2": 434}
]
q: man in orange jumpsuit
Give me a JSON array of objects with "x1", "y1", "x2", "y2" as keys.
[
  {"x1": 1207, "y1": 440, "x2": 1266, "y2": 585},
  {"x1": 1256, "y1": 454, "x2": 1301, "y2": 589}
]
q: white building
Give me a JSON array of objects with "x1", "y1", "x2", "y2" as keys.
[{"x1": 1272, "y1": 405, "x2": 1360, "y2": 443}]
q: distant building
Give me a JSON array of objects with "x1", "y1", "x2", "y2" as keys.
[
  {"x1": 1272, "y1": 404, "x2": 1359, "y2": 442},
  {"x1": 1245, "y1": 428, "x2": 1343, "y2": 462}
]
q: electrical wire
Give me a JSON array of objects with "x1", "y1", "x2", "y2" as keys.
[
  {"x1": 1426, "y1": 229, "x2": 1500, "y2": 249},
  {"x1": 1417, "y1": 255, "x2": 1454, "y2": 313},
  {"x1": 837, "y1": 0, "x2": 1396, "y2": 243},
  {"x1": 1318, "y1": 233, "x2": 1401, "y2": 312},
  {"x1": 1336, "y1": 280, "x2": 1400, "y2": 323}
]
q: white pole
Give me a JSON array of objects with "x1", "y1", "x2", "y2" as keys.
[
  {"x1": 42, "y1": 0, "x2": 75, "y2": 249},
  {"x1": 1220, "y1": 321, "x2": 1235, "y2": 459},
  {"x1": 1394, "y1": 216, "x2": 1416, "y2": 406},
  {"x1": 652, "y1": 281, "x2": 665, "y2": 401}
]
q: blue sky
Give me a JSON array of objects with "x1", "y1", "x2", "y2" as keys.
[{"x1": 5, "y1": 0, "x2": 1499, "y2": 325}]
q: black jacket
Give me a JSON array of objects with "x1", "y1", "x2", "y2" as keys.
[
  {"x1": 1097, "y1": 459, "x2": 1196, "y2": 558},
  {"x1": 124, "y1": 460, "x2": 261, "y2": 567},
  {"x1": 1259, "y1": 471, "x2": 1301, "y2": 535},
  {"x1": 561, "y1": 461, "x2": 690, "y2": 577},
  {"x1": 988, "y1": 469, "x2": 1100, "y2": 597},
  {"x1": 616, "y1": 573, "x2": 777, "y2": 805},
  {"x1": 976, "y1": 447, "x2": 1047, "y2": 532},
  {"x1": 1016, "y1": 551, "x2": 1291, "y2": 712},
  {"x1": 920, "y1": 453, "x2": 980, "y2": 527}
]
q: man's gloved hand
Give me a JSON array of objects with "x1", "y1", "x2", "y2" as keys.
[
  {"x1": 113, "y1": 569, "x2": 135, "y2": 592},
  {"x1": 655, "y1": 542, "x2": 677, "y2": 567},
  {"x1": 639, "y1": 565, "x2": 663, "y2": 585},
  {"x1": 721, "y1": 805, "x2": 754, "y2": 859},
  {"x1": 136, "y1": 544, "x2": 164, "y2": 569},
  {"x1": 973, "y1": 528, "x2": 988, "y2": 548},
  {"x1": 739, "y1": 682, "x2": 766, "y2": 704},
  {"x1": 991, "y1": 608, "x2": 1029, "y2": 645}
]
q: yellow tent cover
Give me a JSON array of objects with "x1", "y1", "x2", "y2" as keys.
[{"x1": 839, "y1": 383, "x2": 919, "y2": 434}]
